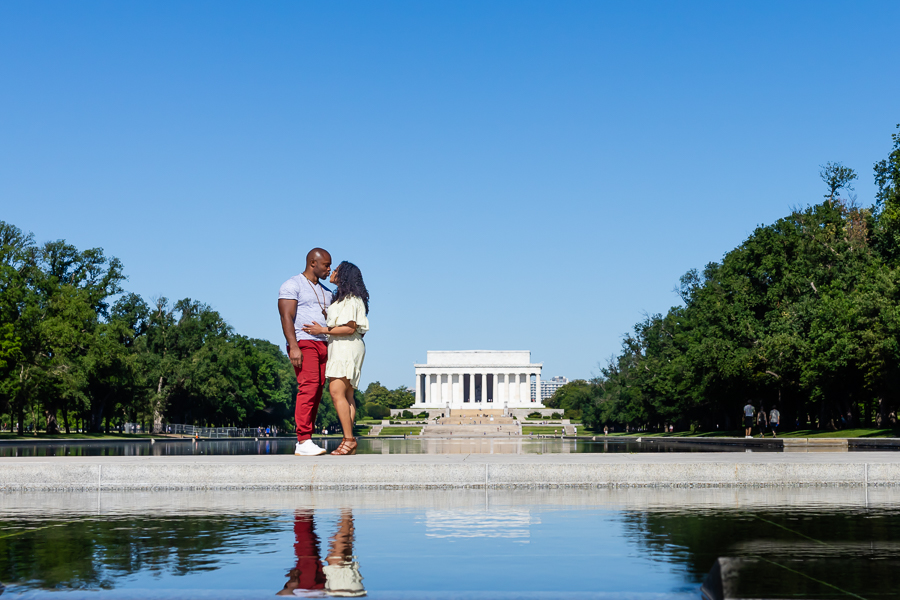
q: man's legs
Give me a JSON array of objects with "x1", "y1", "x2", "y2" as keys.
[
  {"x1": 291, "y1": 510, "x2": 326, "y2": 591},
  {"x1": 294, "y1": 341, "x2": 328, "y2": 442}
]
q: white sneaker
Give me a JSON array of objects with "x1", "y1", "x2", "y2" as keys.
[{"x1": 295, "y1": 440, "x2": 326, "y2": 456}]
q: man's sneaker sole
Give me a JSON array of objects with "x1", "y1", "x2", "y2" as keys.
[{"x1": 295, "y1": 446, "x2": 327, "y2": 456}]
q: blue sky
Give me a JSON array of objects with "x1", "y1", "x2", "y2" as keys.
[{"x1": 2, "y1": 1, "x2": 898, "y2": 389}]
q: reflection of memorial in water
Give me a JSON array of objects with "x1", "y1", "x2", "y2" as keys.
[
  {"x1": 369, "y1": 438, "x2": 574, "y2": 454},
  {"x1": 425, "y1": 509, "x2": 538, "y2": 540},
  {"x1": 278, "y1": 510, "x2": 365, "y2": 597}
]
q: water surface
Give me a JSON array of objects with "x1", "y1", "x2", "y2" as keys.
[
  {"x1": 0, "y1": 437, "x2": 781, "y2": 457},
  {"x1": 0, "y1": 488, "x2": 896, "y2": 599}
]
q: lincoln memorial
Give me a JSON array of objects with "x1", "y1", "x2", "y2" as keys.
[{"x1": 414, "y1": 351, "x2": 544, "y2": 410}]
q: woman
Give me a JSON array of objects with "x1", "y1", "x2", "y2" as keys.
[
  {"x1": 756, "y1": 406, "x2": 768, "y2": 438},
  {"x1": 302, "y1": 261, "x2": 369, "y2": 455}
]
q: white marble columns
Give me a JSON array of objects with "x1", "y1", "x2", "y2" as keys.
[
  {"x1": 415, "y1": 368, "x2": 542, "y2": 407},
  {"x1": 414, "y1": 351, "x2": 544, "y2": 409}
]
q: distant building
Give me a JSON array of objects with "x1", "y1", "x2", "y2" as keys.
[
  {"x1": 531, "y1": 376, "x2": 569, "y2": 402},
  {"x1": 414, "y1": 350, "x2": 544, "y2": 410}
]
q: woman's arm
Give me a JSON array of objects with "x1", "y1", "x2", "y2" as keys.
[{"x1": 302, "y1": 320, "x2": 358, "y2": 337}]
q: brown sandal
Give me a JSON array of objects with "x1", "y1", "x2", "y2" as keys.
[{"x1": 331, "y1": 438, "x2": 357, "y2": 455}]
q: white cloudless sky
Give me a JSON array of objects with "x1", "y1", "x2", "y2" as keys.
[{"x1": 2, "y1": 1, "x2": 899, "y2": 389}]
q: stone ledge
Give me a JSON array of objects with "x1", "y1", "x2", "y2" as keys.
[{"x1": 1, "y1": 454, "x2": 899, "y2": 490}]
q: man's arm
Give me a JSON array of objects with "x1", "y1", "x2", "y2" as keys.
[{"x1": 278, "y1": 298, "x2": 303, "y2": 369}]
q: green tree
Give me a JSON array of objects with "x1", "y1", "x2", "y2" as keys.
[
  {"x1": 820, "y1": 161, "x2": 858, "y2": 205},
  {"x1": 590, "y1": 125, "x2": 900, "y2": 432},
  {"x1": 874, "y1": 124, "x2": 900, "y2": 261},
  {"x1": 363, "y1": 381, "x2": 414, "y2": 410},
  {"x1": 363, "y1": 381, "x2": 391, "y2": 406}
]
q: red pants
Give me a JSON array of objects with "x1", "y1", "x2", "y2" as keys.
[
  {"x1": 292, "y1": 340, "x2": 327, "y2": 442},
  {"x1": 291, "y1": 511, "x2": 325, "y2": 591}
]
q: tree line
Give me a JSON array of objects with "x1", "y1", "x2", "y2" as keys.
[
  {"x1": 548, "y1": 124, "x2": 900, "y2": 433},
  {"x1": 0, "y1": 226, "x2": 411, "y2": 435}
]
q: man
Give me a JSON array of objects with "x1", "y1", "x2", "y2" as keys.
[
  {"x1": 742, "y1": 402, "x2": 755, "y2": 438},
  {"x1": 279, "y1": 248, "x2": 333, "y2": 456},
  {"x1": 769, "y1": 405, "x2": 781, "y2": 438}
]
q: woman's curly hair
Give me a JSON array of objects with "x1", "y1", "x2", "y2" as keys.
[{"x1": 332, "y1": 261, "x2": 369, "y2": 314}]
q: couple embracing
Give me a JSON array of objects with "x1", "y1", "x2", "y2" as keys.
[{"x1": 278, "y1": 248, "x2": 369, "y2": 457}]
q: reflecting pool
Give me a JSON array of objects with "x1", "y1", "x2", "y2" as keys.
[
  {"x1": 0, "y1": 437, "x2": 782, "y2": 458},
  {"x1": 0, "y1": 487, "x2": 896, "y2": 599}
]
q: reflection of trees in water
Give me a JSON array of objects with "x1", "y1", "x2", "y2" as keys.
[
  {"x1": 618, "y1": 507, "x2": 900, "y2": 594},
  {"x1": 0, "y1": 514, "x2": 282, "y2": 591}
]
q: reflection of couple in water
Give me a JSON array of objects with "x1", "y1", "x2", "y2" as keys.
[{"x1": 277, "y1": 509, "x2": 365, "y2": 597}]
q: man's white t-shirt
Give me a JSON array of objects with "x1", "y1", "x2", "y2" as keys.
[{"x1": 279, "y1": 274, "x2": 333, "y2": 342}]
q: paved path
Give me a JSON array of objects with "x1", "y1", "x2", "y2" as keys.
[{"x1": 2, "y1": 451, "x2": 899, "y2": 490}]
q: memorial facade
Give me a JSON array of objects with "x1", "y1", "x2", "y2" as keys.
[{"x1": 414, "y1": 351, "x2": 544, "y2": 410}]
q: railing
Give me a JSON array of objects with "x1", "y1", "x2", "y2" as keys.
[{"x1": 123, "y1": 423, "x2": 278, "y2": 439}]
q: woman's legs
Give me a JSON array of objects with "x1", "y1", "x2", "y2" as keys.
[
  {"x1": 327, "y1": 509, "x2": 355, "y2": 564},
  {"x1": 329, "y1": 377, "x2": 356, "y2": 440}
]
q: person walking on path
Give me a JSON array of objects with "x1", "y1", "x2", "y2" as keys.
[
  {"x1": 303, "y1": 261, "x2": 369, "y2": 456},
  {"x1": 279, "y1": 248, "x2": 333, "y2": 456},
  {"x1": 743, "y1": 402, "x2": 755, "y2": 438},
  {"x1": 756, "y1": 406, "x2": 768, "y2": 438},
  {"x1": 769, "y1": 405, "x2": 781, "y2": 437}
]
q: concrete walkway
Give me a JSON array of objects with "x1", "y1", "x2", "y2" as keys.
[{"x1": 2, "y1": 451, "x2": 899, "y2": 490}]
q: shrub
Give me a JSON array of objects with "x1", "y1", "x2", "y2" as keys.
[
  {"x1": 527, "y1": 412, "x2": 542, "y2": 419},
  {"x1": 401, "y1": 410, "x2": 415, "y2": 419},
  {"x1": 551, "y1": 413, "x2": 563, "y2": 419},
  {"x1": 417, "y1": 411, "x2": 429, "y2": 418},
  {"x1": 365, "y1": 403, "x2": 390, "y2": 419}
]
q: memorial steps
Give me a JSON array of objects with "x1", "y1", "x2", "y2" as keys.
[
  {"x1": 420, "y1": 425, "x2": 521, "y2": 437},
  {"x1": 439, "y1": 416, "x2": 516, "y2": 425},
  {"x1": 449, "y1": 409, "x2": 506, "y2": 417},
  {"x1": 421, "y1": 415, "x2": 521, "y2": 437}
]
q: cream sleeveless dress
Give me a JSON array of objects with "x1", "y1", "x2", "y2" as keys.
[{"x1": 324, "y1": 295, "x2": 368, "y2": 388}]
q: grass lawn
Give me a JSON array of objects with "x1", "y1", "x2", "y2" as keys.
[
  {"x1": 379, "y1": 427, "x2": 422, "y2": 436},
  {"x1": 522, "y1": 426, "x2": 565, "y2": 435},
  {"x1": 776, "y1": 428, "x2": 900, "y2": 438}
]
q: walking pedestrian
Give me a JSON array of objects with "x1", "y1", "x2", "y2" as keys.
[
  {"x1": 742, "y1": 402, "x2": 755, "y2": 438},
  {"x1": 756, "y1": 406, "x2": 768, "y2": 438},
  {"x1": 769, "y1": 405, "x2": 780, "y2": 437}
]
